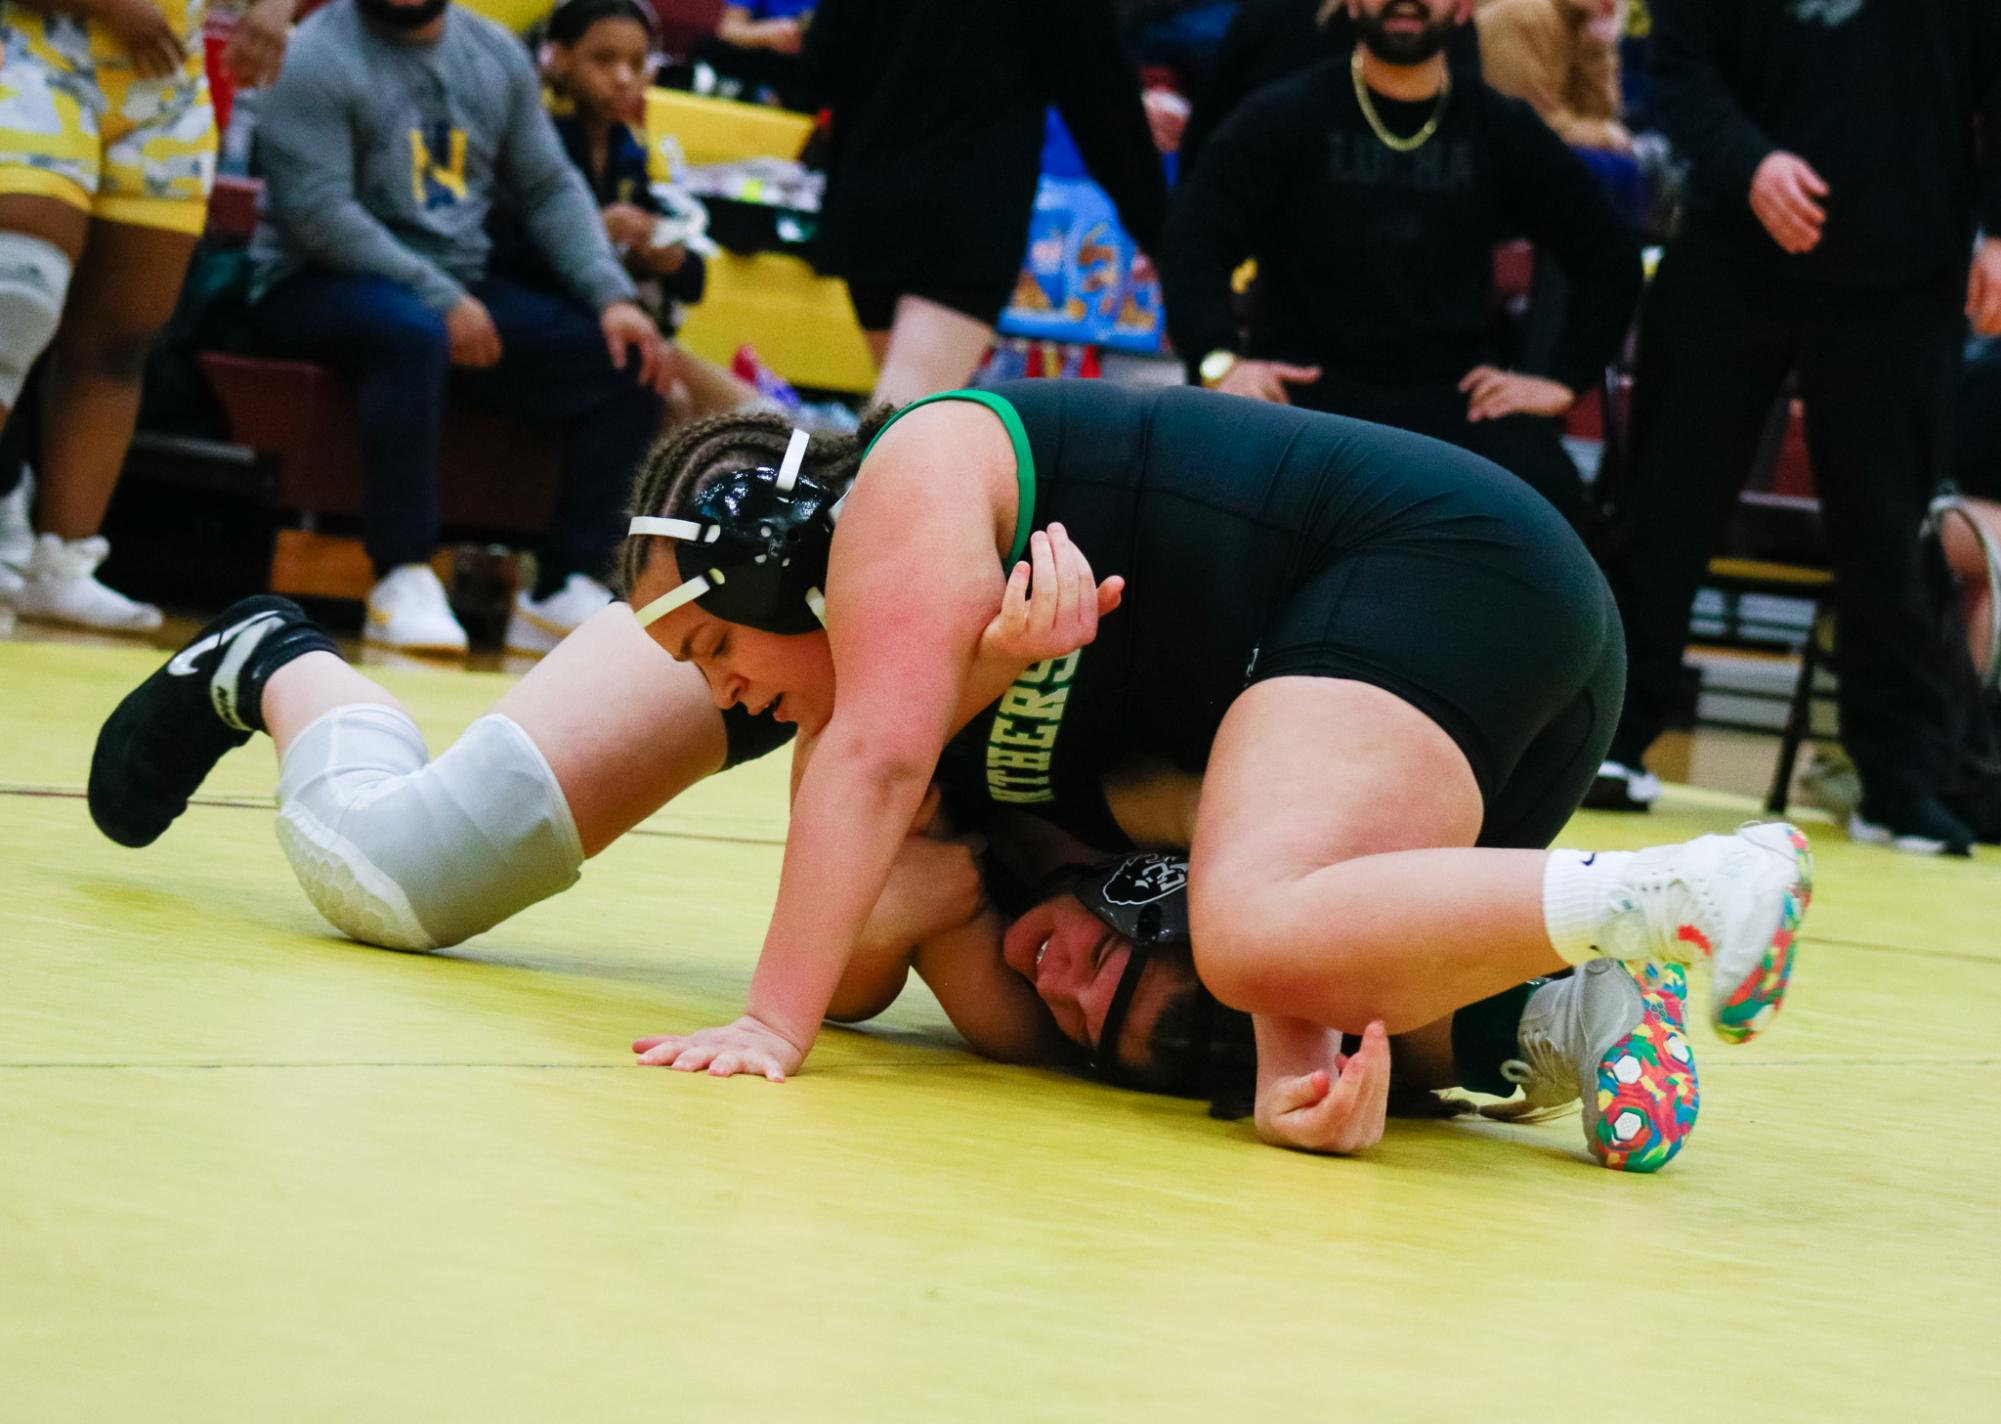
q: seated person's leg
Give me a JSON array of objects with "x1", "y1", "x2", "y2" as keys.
[
  {"x1": 249, "y1": 272, "x2": 454, "y2": 615},
  {"x1": 455, "y1": 276, "x2": 663, "y2": 639}
]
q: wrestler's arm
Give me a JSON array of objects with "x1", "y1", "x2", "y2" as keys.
[{"x1": 664, "y1": 412, "x2": 1011, "y2": 1078}]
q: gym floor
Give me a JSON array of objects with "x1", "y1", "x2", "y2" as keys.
[{"x1": 2, "y1": 634, "x2": 1995, "y2": 1421}]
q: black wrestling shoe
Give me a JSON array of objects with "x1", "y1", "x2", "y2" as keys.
[
  {"x1": 1849, "y1": 790, "x2": 1975, "y2": 859},
  {"x1": 88, "y1": 596, "x2": 308, "y2": 847}
]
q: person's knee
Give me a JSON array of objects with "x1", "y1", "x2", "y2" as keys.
[
  {"x1": 274, "y1": 707, "x2": 583, "y2": 950},
  {"x1": 0, "y1": 232, "x2": 71, "y2": 408},
  {"x1": 366, "y1": 295, "x2": 450, "y2": 366}
]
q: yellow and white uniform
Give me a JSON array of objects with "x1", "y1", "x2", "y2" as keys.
[{"x1": 0, "y1": 0, "x2": 215, "y2": 233}]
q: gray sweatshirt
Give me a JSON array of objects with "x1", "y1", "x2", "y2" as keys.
[{"x1": 250, "y1": 0, "x2": 636, "y2": 314}]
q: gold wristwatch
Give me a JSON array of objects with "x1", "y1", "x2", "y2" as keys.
[{"x1": 1198, "y1": 349, "x2": 1238, "y2": 389}]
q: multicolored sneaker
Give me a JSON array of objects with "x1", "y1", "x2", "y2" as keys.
[
  {"x1": 1592, "y1": 822, "x2": 1812, "y2": 1045},
  {"x1": 1505, "y1": 960, "x2": 1700, "y2": 1173}
]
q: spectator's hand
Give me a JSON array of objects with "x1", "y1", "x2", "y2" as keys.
[
  {"x1": 602, "y1": 202, "x2": 654, "y2": 251},
  {"x1": 444, "y1": 294, "x2": 503, "y2": 368},
  {"x1": 1968, "y1": 238, "x2": 2001, "y2": 337},
  {"x1": 99, "y1": 0, "x2": 188, "y2": 80},
  {"x1": 1254, "y1": 1021, "x2": 1391, "y2": 1156},
  {"x1": 222, "y1": 0, "x2": 294, "y2": 88},
  {"x1": 755, "y1": 17, "x2": 805, "y2": 53},
  {"x1": 1142, "y1": 86, "x2": 1190, "y2": 155},
  {"x1": 601, "y1": 300, "x2": 671, "y2": 396},
  {"x1": 1750, "y1": 151, "x2": 1829, "y2": 255},
  {"x1": 639, "y1": 238, "x2": 689, "y2": 277},
  {"x1": 1601, "y1": 119, "x2": 1636, "y2": 156},
  {"x1": 1460, "y1": 366, "x2": 1575, "y2": 421},
  {"x1": 1217, "y1": 359, "x2": 1321, "y2": 405}
]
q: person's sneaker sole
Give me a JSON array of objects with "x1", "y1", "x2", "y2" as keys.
[
  {"x1": 1588, "y1": 962, "x2": 1699, "y2": 1173},
  {"x1": 1707, "y1": 823, "x2": 1812, "y2": 1046}
]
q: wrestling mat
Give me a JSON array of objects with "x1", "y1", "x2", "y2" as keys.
[{"x1": 3, "y1": 641, "x2": 1994, "y2": 1421}]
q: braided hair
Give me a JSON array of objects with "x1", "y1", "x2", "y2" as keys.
[{"x1": 616, "y1": 406, "x2": 898, "y2": 601}]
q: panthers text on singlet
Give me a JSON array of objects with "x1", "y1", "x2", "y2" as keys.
[{"x1": 986, "y1": 652, "x2": 1080, "y2": 803}]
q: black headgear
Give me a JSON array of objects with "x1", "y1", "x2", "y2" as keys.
[
  {"x1": 630, "y1": 429, "x2": 842, "y2": 636},
  {"x1": 1040, "y1": 854, "x2": 1221, "y2": 1092}
]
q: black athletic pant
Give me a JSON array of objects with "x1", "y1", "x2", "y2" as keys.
[
  {"x1": 1291, "y1": 368, "x2": 1586, "y2": 526},
  {"x1": 1607, "y1": 253, "x2": 1963, "y2": 801}
]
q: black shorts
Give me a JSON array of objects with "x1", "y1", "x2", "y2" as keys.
[
  {"x1": 847, "y1": 281, "x2": 1012, "y2": 334},
  {"x1": 1250, "y1": 479, "x2": 1626, "y2": 849}
]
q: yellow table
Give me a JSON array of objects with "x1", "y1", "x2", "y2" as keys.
[{"x1": 645, "y1": 88, "x2": 876, "y2": 396}]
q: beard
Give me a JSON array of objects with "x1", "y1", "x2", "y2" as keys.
[
  {"x1": 356, "y1": 0, "x2": 450, "y2": 30},
  {"x1": 1355, "y1": 2, "x2": 1454, "y2": 65}
]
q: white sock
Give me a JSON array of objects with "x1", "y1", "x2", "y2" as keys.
[{"x1": 1541, "y1": 849, "x2": 1637, "y2": 965}]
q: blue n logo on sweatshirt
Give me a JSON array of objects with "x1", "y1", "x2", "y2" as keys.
[{"x1": 409, "y1": 122, "x2": 469, "y2": 209}]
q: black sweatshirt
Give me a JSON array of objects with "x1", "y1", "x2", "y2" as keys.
[
  {"x1": 1652, "y1": 0, "x2": 2001, "y2": 287},
  {"x1": 803, "y1": 0, "x2": 1169, "y2": 291},
  {"x1": 1161, "y1": 60, "x2": 1642, "y2": 394}
]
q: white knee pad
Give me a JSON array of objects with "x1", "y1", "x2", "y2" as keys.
[
  {"x1": 0, "y1": 232, "x2": 72, "y2": 409},
  {"x1": 274, "y1": 706, "x2": 584, "y2": 951}
]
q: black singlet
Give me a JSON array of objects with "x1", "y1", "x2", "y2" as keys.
[{"x1": 732, "y1": 379, "x2": 1623, "y2": 851}]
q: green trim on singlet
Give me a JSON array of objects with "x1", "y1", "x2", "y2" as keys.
[{"x1": 862, "y1": 389, "x2": 1037, "y2": 565}]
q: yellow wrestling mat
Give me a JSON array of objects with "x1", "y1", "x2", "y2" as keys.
[{"x1": 3, "y1": 640, "x2": 1997, "y2": 1421}]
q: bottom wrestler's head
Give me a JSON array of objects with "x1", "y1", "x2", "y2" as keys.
[{"x1": 1002, "y1": 856, "x2": 1253, "y2": 1105}]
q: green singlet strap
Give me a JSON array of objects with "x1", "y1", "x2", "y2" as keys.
[{"x1": 862, "y1": 389, "x2": 1037, "y2": 566}]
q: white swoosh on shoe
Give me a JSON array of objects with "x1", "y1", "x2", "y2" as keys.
[{"x1": 167, "y1": 611, "x2": 282, "y2": 677}]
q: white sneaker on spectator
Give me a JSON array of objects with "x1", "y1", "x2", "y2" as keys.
[
  {"x1": 0, "y1": 469, "x2": 32, "y2": 577},
  {"x1": 14, "y1": 533, "x2": 163, "y2": 633},
  {"x1": 365, "y1": 563, "x2": 467, "y2": 654},
  {"x1": 505, "y1": 573, "x2": 613, "y2": 656}
]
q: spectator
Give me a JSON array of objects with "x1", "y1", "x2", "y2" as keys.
[
  {"x1": 805, "y1": 0, "x2": 1168, "y2": 406},
  {"x1": 701, "y1": 0, "x2": 815, "y2": 109},
  {"x1": 0, "y1": 0, "x2": 293, "y2": 631},
  {"x1": 1160, "y1": 0, "x2": 1642, "y2": 523},
  {"x1": 1476, "y1": 0, "x2": 1629, "y2": 155},
  {"x1": 247, "y1": 0, "x2": 671, "y2": 656},
  {"x1": 519, "y1": 0, "x2": 762, "y2": 422},
  {"x1": 716, "y1": 0, "x2": 809, "y2": 55},
  {"x1": 1476, "y1": 0, "x2": 1658, "y2": 230},
  {"x1": 1591, "y1": 0, "x2": 2001, "y2": 857},
  {"x1": 1118, "y1": 1, "x2": 1242, "y2": 96},
  {"x1": 1180, "y1": 0, "x2": 1480, "y2": 178}
]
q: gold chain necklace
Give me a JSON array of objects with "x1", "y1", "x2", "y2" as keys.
[{"x1": 1351, "y1": 49, "x2": 1450, "y2": 153}]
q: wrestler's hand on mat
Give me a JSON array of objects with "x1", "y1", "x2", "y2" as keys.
[
  {"x1": 223, "y1": 0, "x2": 293, "y2": 88},
  {"x1": 633, "y1": 1015, "x2": 805, "y2": 1081},
  {"x1": 982, "y1": 523, "x2": 1125, "y2": 667},
  {"x1": 97, "y1": 0, "x2": 188, "y2": 80},
  {"x1": 1969, "y1": 238, "x2": 2001, "y2": 337},
  {"x1": 1460, "y1": 367, "x2": 1575, "y2": 422},
  {"x1": 1254, "y1": 1021, "x2": 1391, "y2": 1156}
]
